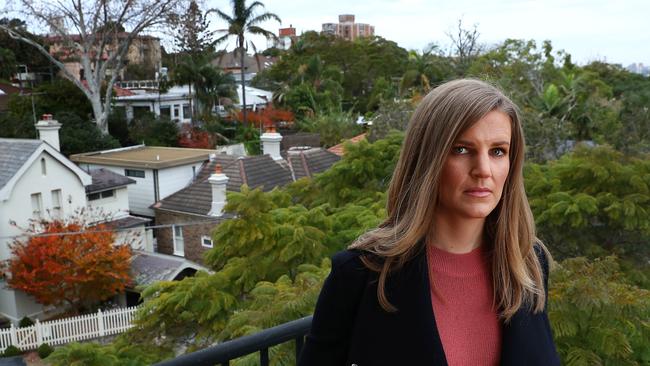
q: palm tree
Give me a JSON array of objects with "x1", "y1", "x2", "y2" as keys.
[{"x1": 211, "y1": 0, "x2": 280, "y2": 127}]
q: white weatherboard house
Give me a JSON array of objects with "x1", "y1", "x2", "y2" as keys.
[
  {"x1": 71, "y1": 146, "x2": 218, "y2": 218},
  {"x1": 0, "y1": 117, "x2": 92, "y2": 321}
]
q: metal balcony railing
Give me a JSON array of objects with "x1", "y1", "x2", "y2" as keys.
[{"x1": 153, "y1": 316, "x2": 312, "y2": 366}]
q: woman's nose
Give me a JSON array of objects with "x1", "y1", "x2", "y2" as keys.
[{"x1": 471, "y1": 152, "x2": 492, "y2": 178}]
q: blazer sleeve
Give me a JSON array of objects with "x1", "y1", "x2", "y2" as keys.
[{"x1": 298, "y1": 250, "x2": 368, "y2": 366}]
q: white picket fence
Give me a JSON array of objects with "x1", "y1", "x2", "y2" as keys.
[{"x1": 0, "y1": 306, "x2": 139, "y2": 352}]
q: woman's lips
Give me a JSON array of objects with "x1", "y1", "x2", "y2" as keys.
[{"x1": 464, "y1": 188, "x2": 491, "y2": 197}]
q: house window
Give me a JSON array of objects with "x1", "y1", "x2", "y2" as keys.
[
  {"x1": 182, "y1": 104, "x2": 190, "y2": 120},
  {"x1": 173, "y1": 105, "x2": 180, "y2": 119},
  {"x1": 125, "y1": 169, "x2": 145, "y2": 178},
  {"x1": 41, "y1": 158, "x2": 47, "y2": 176},
  {"x1": 160, "y1": 106, "x2": 171, "y2": 118},
  {"x1": 201, "y1": 235, "x2": 213, "y2": 248},
  {"x1": 51, "y1": 189, "x2": 62, "y2": 217},
  {"x1": 88, "y1": 190, "x2": 114, "y2": 201},
  {"x1": 31, "y1": 193, "x2": 43, "y2": 219},
  {"x1": 173, "y1": 225, "x2": 184, "y2": 256}
]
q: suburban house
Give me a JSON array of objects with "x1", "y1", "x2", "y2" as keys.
[
  {"x1": 70, "y1": 145, "x2": 218, "y2": 218},
  {"x1": 112, "y1": 85, "x2": 193, "y2": 124},
  {"x1": 152, "y1": 129, "x2": 341, "y2": 264},
  {"x1": 0, "y1": 117, "x2": 91, "y2": 321},
  {"x1": 85, "y1": 168, "x2": 153, "y2": 252},
  {"x1": 327, "y1": 132, "x2": 367, "y2": 156},
  {"x1": 0, "y1": 115, "x2": 205, "y2": 322}
]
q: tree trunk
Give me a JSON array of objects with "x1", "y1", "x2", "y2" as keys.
[
  {"x1": 240, "y1": 47, "x2": 247, "y2": 127},
  {"x1": 90, "y1": 93, "x2": 109, "y2": 134}
]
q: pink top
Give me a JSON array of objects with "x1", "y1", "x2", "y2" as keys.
[{"x1": 427, "y1": 244, "x2": 502, "y2": 366}]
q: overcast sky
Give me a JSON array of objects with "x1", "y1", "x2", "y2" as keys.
[{"x1": 207, "y1": 0, "x2": 649, "y2": 66}]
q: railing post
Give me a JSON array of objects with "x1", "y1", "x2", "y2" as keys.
[
  {"x1": 260, "y1": 348, "x2": 269, "y2": 366},
  {"x1": 35, "y1": 320, "x2": 43, "y2": 345},
  {"x1": 9, "y1": 324, "x2": 17, "y2": 346},
  {"x1": 295, "y1": 335, "x2": 304, "y2": 361},
  {"x1": 98, "y1": 309, "x2": 105, "y2": 337}
]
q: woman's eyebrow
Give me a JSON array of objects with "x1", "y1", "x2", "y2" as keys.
[{"x1": 454, "y1": 139, "x2": 511, "y2": 146}]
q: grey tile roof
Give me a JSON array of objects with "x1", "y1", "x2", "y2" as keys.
[
  {"x1": 86, "y1": 168, "x2": 136, "y2": 193},
  {"x1": 155, "y1": 154, "x2": 292, "y2": 216},
  {"x1": 103, "y1": 215, "x2": 151, "y2": 229},
  {"x1": 0, "y1": 138, "x2": 42, "y2": 190},
  {"x1": 130, "y1": 251, "x2": 207, "y2": 287},
  {"x1": 287, "y1": 148, "x2": 341, "y2": 180},
  {"x1": 154, "y1": 149, "x2": 338, "y2": 216}
]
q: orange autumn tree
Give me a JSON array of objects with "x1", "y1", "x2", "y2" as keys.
[
  {"x1": 234, "y1": 107, "x2": 295, "y2": 129},
  {"x1": 3, "y1": 215, "x2": 132, "y2": 313}
]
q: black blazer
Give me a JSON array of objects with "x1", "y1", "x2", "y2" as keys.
[{"x1": 298, "y1": 246, "x2": 560, "y2": 366}]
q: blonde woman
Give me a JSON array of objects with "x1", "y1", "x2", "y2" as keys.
[{"x1": 298, "y1": 79, "x2": 559, "y2": 366}]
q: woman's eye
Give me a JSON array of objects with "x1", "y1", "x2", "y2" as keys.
[
  {"x1": 452, "y1": 146, "x2": 468, "y2": 154},
  {"x1": 492, "y1": 148, "x2": 507, "y2": 156}
]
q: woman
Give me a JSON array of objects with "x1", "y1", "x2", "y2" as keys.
[{"x1": 298, "y1": 79, "x2": 560, "y2": 366}]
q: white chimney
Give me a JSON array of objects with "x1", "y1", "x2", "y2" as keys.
[
  {"x1": 260, "y1": 126, "x2": 282, "y2": 160},
  {"x1": 208, "y1": 164, "x2": 229, "y2": 217},
  {"x1": 35, "y1": 114, "x2": 62, "y2": 152}
]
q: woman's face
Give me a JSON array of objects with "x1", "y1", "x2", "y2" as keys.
[{"x1": 436, "y1": 110, "x2": 512, "y2": 221}]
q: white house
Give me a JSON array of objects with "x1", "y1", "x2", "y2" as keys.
[
  {"x1": 85, "y1": 168, "x2": 153, "y2": 252},
  {"x1": 0, "y1": 117, "x2": 92, "y2": 321},
  {"x1": 71, "y1": 145, "x2": 218, "y2": 217},
  {"x1": 113, "y1": 85, "x2": 193, "y2": 124}
]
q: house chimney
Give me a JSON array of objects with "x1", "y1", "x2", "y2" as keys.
[
  {"x1": 35, "y1": 114, "x2": 62, "y2": 152},
  {"x1": 260, "y1": 126, "x2": 282, "y2": 161},
  {"x1": 208, "y1": 164, "x2": 229, "y2": 217}
]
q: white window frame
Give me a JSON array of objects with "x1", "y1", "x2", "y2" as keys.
[
  {"x1": 51, "y1": 189, "x2": 62, "y2": 218},
  {"x1": 31, "y1": 193, "x2": 43, "y2": 219},
  {"x1": 201, "y1": 235, "x2": 213, "y2": 248},
  {"x1": 172, "y1": 225, "x2": 185, "y2": 256}
]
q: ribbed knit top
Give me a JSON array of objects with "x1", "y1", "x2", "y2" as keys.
[{"x1": 427, "y1": 244, "x2": 501, "y2": 366}]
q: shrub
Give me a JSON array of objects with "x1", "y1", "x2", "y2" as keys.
[
  {"x1": 2, "y1": 345, "x2": 22, "y2": 357},
  {"x1": 18, "y1": 316, "x2": 34, "y2": 328},
  {"x1": 37, "y1": 343, "x2": 55, "y2": 359}
]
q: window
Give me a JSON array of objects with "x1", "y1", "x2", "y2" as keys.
[
  {"x1": 41, "y1": 158, "x2": 47, "y2": 175},
  {"x1": 125, "y1": 169, "x2": 145, "y2": 178},
  {"x1": 173, "y1": 225, "x2": 184, "y2": 256},
  {"x1": 201, "y1": 236, "x2": 213, "y2": 248},
  {"x1": 31, "y1": 193, "x2": 43, "y2": 219},
  {"x1": 88, "y1": 190, "x2": 114, "y2": 201},
  {"x1": 51, "y1": 189, "x2": 62, "y2": 217},
  {"x1": 160, "y1": 106, "x2": 171, "y2": 118},
  {"x1": 173, "y1": 105, "x2": 180, "y2": 119},
  {"x1": 182, "y1": 104, "x2": 191, "y2": 120}
]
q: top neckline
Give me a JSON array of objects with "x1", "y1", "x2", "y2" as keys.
[{"x1": 427, "y1": 244, "x2": 490, "y2": 277}]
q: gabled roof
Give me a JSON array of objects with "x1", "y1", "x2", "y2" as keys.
[
  {"x1": 153, "y1": 154, "x2": 293, "y2": 216},
  {"x1": 287, "y1": 147, "x2": 341, "y2": 180},
  {"x1": 0, "y1": 138, "x2": 92, "y2": 201},
  {"x1": 86, "y1": 168, "x2": 136, "y2": 194}
]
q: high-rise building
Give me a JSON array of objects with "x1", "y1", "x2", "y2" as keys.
[{"x1": 321, "y1": 14, "x2": 375, "y2": 41}]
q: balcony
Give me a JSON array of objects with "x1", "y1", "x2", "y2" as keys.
[{"x1": 154, "y1": 316, "x2": 312, "y2": 366}]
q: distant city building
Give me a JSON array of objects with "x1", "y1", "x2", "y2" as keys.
[
  {"x1": 269, "y1": 25, "x2": 297, "y2": 50},
  {"x1": 626, "y1": 63, "x2": 650, "y2": 76},
  {"x1": 321, "y1": 14, "x2": 375, "y2": 41}
]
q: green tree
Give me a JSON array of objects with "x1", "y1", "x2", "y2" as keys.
[
  {"x1": 550, "y1": 256, "x2": 650, "y2": 365},
  {"x1": 525, "y1": 145, "x2": 650, "y2": 260},
  {"x1": 128, "y1": 113, "x2": 179, "y2": 147},
  {"x1": 58, "y1": 112, "x2": 120, "y2": 156},
  {"x1": 213, "y1": 0, "x2": 281, "y2": 126},
  {"x1": 169, "y1": 1, "x2": 215, "y2": 55}
]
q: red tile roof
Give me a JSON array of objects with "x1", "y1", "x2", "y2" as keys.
[{"x1": 328, "y1": 133, "x2": 367, "y2": 156}]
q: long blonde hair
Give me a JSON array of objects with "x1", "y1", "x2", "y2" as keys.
[{"x1": 349, "y1": 79, "x2": 549, "y2": 321}]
